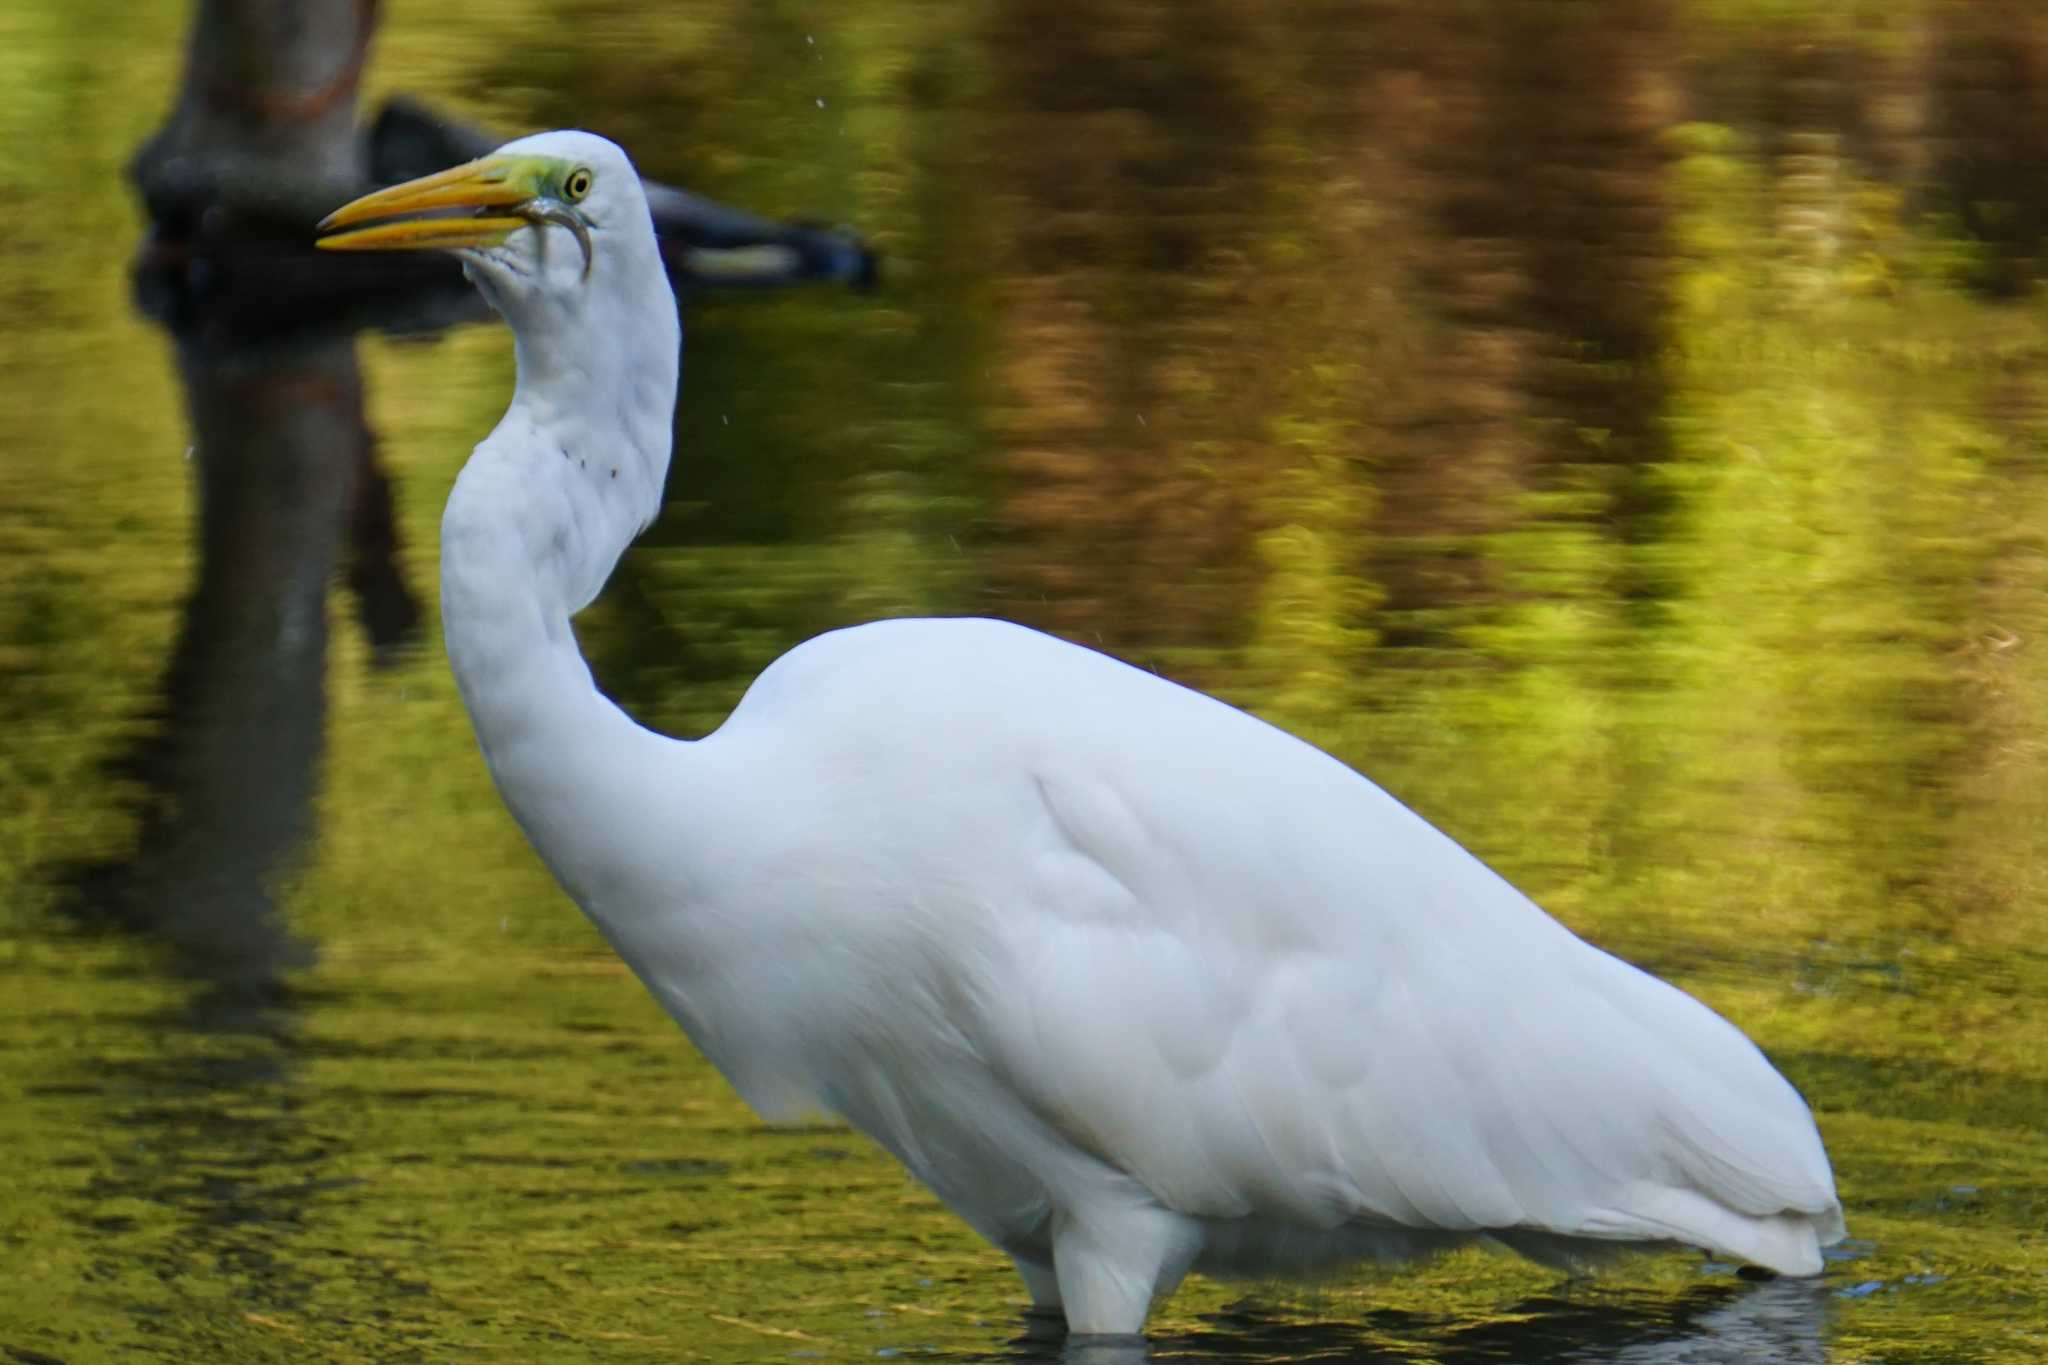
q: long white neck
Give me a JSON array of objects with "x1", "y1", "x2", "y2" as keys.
[{"x1": 438, "y1": 220, "x2": 683, "y2": 908}]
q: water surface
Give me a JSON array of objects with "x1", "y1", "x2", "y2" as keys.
[{"x1": 2, "y1": 2, "x2": 2045, "y2": 1360}]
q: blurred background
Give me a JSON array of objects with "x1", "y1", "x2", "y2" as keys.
[{"x1": 1, "y1": 0, "x2": 2045, "y2": 1360}]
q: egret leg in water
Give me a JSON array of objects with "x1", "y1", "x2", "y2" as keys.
[{"x1": 317, "y1": 131, "x2": 1845, "y2": 1338}]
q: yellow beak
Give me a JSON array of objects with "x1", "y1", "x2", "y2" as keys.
[{"x1": 316, "y1": 156, "x2": 543, "y2": 254}]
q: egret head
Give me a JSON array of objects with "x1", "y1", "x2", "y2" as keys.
[{"x1": 317, "y1": 130, "x2": 661, "y2": 319}]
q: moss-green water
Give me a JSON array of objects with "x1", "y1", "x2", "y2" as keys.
[{"x1": 3, "y1": 1, "x2": 2046, "y2": 1360}]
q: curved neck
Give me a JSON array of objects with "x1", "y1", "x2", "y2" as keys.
[
  {"x1": 439, "y1": 237, "x2": 683, "y2": 907},
  {"x1": 441, "y1": 485, "x2": 652, "y2": 904}
]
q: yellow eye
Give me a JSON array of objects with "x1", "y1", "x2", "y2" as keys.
[{"x1": 564, "y1": 168, "x2": 594, "y2": 202}]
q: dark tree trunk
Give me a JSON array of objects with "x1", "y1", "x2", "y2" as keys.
[{"x1": 132, "y1": 0, "x2": 380, "y2": 241}]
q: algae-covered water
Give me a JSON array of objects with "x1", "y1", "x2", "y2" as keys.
[{"x1": 1, "y1": 1, "x2": 2044, "y2": 1360}]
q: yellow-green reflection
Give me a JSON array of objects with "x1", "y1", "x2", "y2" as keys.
[{"x1": 2, "y1": 1, "x2": 2045, "y2": 1361}]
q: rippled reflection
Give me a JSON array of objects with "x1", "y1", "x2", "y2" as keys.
[
  {"x1": 47, "y1": 269, "x2": 420, "y2": 1008},
  {"x1": 986, "y1": 1275, "x2": 1831, "y2": 1364},
  {"x1": 1, "y1": 1, "x2": 2045, "y2": 1361}
]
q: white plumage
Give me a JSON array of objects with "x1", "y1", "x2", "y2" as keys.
[{"x1": 320, "y1": 131, "x2": 1844, "y2": 1337}]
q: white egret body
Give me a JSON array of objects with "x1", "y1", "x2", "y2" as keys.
[{"x1": 319, "y1": 131, "x2": 1844, "y2": 1336}]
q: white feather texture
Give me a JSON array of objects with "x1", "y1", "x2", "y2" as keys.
[{"x1": 428, "y1": 131, "x2": 1843, "y2": 1337}]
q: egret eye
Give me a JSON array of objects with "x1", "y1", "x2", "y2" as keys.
[{"x1": 563, "y1": 168, "x2": 594, "y2": 202}]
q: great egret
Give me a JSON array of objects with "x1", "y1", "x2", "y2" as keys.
[{"x1": 318, "y1": 131, "x2": 1844, "y2": 1337}]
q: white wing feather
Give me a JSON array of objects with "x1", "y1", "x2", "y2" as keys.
[{"x1": 627, "y1": 616, "x2": 1841, "y2": 1291}]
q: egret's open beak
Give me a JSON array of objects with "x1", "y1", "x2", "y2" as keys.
[{"x1": 316, "y1": 155, "x2": 592, "y2": 276}]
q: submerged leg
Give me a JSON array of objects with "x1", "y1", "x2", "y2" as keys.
[
  {"x1": 1049, "y1": 1199, "x2": 1201, "y2": 1336},
  {"x1": 1011, "y1": 1252, "x2": 1063, "y2": 1313}
]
